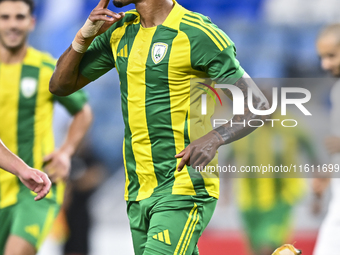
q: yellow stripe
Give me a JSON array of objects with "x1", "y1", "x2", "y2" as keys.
[
  {"x1": 0, "y1": 63, "x2": 21, "y2": 208},
  {"x1": 181, "y1": 20, "x2": 223, "y2": 51},
  {"x1": 180, "y1": 208, "x2": 198, "y2": 255},
  {"x1": 127, "y1": 27, "x2": 158, "y2": 201},
  {"x1": 56, "y1": 182, "x2": 65, "y2": 205},
  {"x1": 123, "y1": 139, "x2": 130, "y2": 198},
  {"x1": 36, "y1": 206, "x2": 57, "y2": 249},
  {"x1": 183, "y1": 213, "x2": 200, "y2": 254},
  {"x1": 158, "y1": 232, "x2": 164, "y2": 242},
  {"x1": 164, "y1": 229, "x2": 171, "y2": 245},
  {"x1": 189, "y1": 14, "x2": 231, "y2": 46},
  {"x1": 174, "y1": 203, "x2": 197, "y2": 255},
  {"x1": 169, "y1": 31, "x2": 201, "y2": 196},
  {"x1": 124, "y1": 44, "x2": 128, "y2": 58},
  {"x1": 183, "y1": 15, "x2": 228, "y2": 48}
]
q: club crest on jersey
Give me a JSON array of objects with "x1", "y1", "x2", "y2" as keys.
[
  {"x1": 21, "y1": 77, "x2": 37, "y2": 98},
  {"x1": 152, "y1": 42, "x2": 168, "y2": 64}
]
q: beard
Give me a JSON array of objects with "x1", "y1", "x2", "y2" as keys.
[{"x1": 113, "y1": 0, "x2": 124, "y2": 7}]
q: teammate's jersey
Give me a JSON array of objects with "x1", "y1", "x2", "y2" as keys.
[
  {"x1": 230, "y1": 114, "x2": 312, "y2": 211},
  {"x1": 79, "y1": 0, "x2": 244, "y2": 201},
  {"x1": 0, "y1": 47, "x2": 87, "y2": 209}
]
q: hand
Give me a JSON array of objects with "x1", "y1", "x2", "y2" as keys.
[
  {"x1": 312, "y1": 177, "x2": 330, "y2": 197},
  {"x1": 325, "y1": 136, "x2": 340, "y2": 154},
  {"x1": 18, "y1": 168, "x2": 52, "y2": 201},
  {"x1": 87, "y1": 0, "x2": 125, "y2": 37},
  {"x1": 72, "y1": 0, "x2": 125, "y2": 53},
  {"x1": 43, "y1": 150, "x2": 71, "y2": 183},
  {"x1": 175, "y1": 131, "x2": 224, "y2": 172}
]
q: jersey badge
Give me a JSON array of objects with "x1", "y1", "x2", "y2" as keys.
[
  {"x1": 21, "y1": 77, "x2": 37, "y2": 98},
  {"x1": 152, "y1": 42, "x2": 168, "y2": 64}
]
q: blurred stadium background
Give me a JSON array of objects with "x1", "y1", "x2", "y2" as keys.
[{"x1": 28, "y1": 0, "x2": 340, "y2": 254}]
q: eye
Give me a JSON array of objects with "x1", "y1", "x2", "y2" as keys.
[
  {"x1": 16, "y1": 14, "x2": 25, "y2": 20},
  {"x1": 0, "y1": 14, "x2": 9, "y2": 20}
]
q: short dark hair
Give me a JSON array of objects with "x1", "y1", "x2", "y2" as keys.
[{"x1": 0, "y1": 0, "x2": 35, "y2": 14}]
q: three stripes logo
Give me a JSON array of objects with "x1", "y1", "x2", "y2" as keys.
[
  {"x1": 198, "y1": 82, "x2": 222, "y2": 115},
  {"x1": 117, "y1": 44, "x2": 128, "y2": 58},
  {"x1": 153, "y1": 229, "x2": 171, "y2": 245}
]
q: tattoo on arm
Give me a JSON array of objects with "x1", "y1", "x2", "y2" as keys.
[{"x1": 214, "y1": 76, "x2": 269, "y2": 145}]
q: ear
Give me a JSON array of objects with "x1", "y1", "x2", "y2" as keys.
[{"x1": 29, "y1": 16, "x2": 36, "y2": 32}]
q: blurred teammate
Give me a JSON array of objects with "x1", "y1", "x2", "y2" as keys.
[
  {"x1": 0, "y1": 0, "x2": 92, "y2": 254},
  {"x1": 313, "y1": 23, "x2": 340, "y2": 255},
  {"x1": 49, "y1": 0, "x2": 269, "y2": 254},
  {"x1": 228, "y1": 109, "x2": 314, "y2": 255},
  {"x1": 0, "y1": 139, "x2": 51, "y2": 201}
]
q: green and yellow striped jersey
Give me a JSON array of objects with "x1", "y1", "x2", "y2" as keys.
[
  {"x1": 230, "y1": 114, "x2": 312, "y2": 212},
  {"x1": 0, "y1": 47, "x2": 87, "y2": 208},
  {"x1": 79, "y1": 0, "x2": 244, "y2": 201}
]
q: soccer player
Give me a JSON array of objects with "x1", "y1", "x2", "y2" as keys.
[
  {"x1": 313, "y1": 23, "x2": 340, "y2": 255},
  {"x1": 49, "y1": 0, "x2": 269, "y2": 254},
  {"x1": 0, "y1": 139, "x2": 51, "y2": 201},
  {"x1": 227, "y1": 109, "x2": 314, "y2": 255},
  {"x1": 0, "y1": 0, "x2": 93, "y2": 255}
]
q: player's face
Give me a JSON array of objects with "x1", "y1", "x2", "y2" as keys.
[
  {"x1": 317, "y1": 35, "x2": 340, "y2": 77},
  {"x1": 113, "y1": 0, "x2": 136, "y2": 8},
  {"x1": 0, "y1": 1, "x2": 35, "y2": 51}
]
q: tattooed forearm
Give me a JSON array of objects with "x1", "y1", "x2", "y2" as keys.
[{"x1": 214, "y1": 74, "x2": 269, "y2": 145}]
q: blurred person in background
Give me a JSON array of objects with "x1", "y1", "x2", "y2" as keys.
[
  {"x1": 225, "y1": 89, "x2": 316, "y2": 255},
  {"x1": 49, "y1": 0, "x2": 269, "y2": 254},
  {"x1": 313, "y1": 23, "x2": 340, "y2": 255},
  {"x1": 0, "y1": 139, "x2": 51, "y2": 201},
  {"x1": 62, "y1": 142, "x2": 106, "y2": 255},
  {"x1": 0, "y1": 0, "x2": 92, "y2": 254}
]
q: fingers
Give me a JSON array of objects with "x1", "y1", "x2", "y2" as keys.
[
  {"x1": 90, "y1": 9, "x2": 124, "y2": 22},
  {"x1": 29, "y1": 171, "x2": 51, "y2": 201},
  {"x1": 177, "y1": 152, "x2": 190, "y2": 172},
  {"x1": 97, "y1": 0, "x2": 110, "y2": 8}
]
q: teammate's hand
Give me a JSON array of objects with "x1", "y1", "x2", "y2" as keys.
[
  {"x1": 325, "y1": 136, "x2": 340, "y2": 154},
  {"x1": 43, "y1": 150, "x2": 71, "y2": 183},
  {"x1": 18, "y1": 168, "x2": 52, "y2": 201},
  {"x1": 175, "y1": 131, "x2": 224, "y2": 172}
]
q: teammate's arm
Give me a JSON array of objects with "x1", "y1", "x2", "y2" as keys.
[
  {"x1": 49, "y1": 0, "x2": 124, "y2": 96},
  {"x1": 0, "y1": 140, "x2": 51, "y2": 201},
  {"x1": 44, "y1": 104, "x2": 93, "y2": 182},
  {"x1": 176, "y1": 73, "x2": 269, "y2": 171}
]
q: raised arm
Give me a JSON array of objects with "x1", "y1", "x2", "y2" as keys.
[{"x1": 49, "y1": 0, "x2": 124, "y2": 96}]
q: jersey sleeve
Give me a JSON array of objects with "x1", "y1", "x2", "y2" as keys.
[
  {"x1": 182, "y1": 13, "x2": 244, "y2": 84},
  {"x1": 54, "y1": 89, "x2": 88, "y2": 115},
  {"x1": 79, "y1": 29, "x2": 115, "y2": 82}
]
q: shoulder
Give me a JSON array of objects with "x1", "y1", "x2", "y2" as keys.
[
  {"x1": 25, "y1": 47, "x2": 56, "y2": 71},
  {"x1": 179, "y1": 11, "x2": 232, "y2": 50},
  {"x1": 106, "y1": 9, "x2": 140, "y2": 34}
]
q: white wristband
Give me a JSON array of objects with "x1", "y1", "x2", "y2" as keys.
[{"x1": 81, "y1": 19, "x2": 105, "y2": 38}]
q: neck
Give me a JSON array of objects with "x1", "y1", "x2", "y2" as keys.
[
  {"x1": 136, "y1": 0, "x2": 174, "y2": 28},
  {"x1": 0, "y1": 44, "x2": 27, "y2": 64}
]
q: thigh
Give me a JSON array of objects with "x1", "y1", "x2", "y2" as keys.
[
  {"x1": 10, "y1": 188, "x2": 61, "y2": 252},
  {"x1": 0, "y1": 206, "x2": 13, "y2": 255},
  {"x1": 145, "y1": 196, "x2": 217, "y2": 255},
  {"x1": 127, "y1": 201, "x2": 149, "y2": 255}
]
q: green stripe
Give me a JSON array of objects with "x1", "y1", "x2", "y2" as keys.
[
  {"x1": 41, "y1": 61, "x2": 55, "y2": 71},
  {"x1": 185, "y1": 13, "x2": 230, "y2": 47},
  {"x1": 118, "y1": 24, "x2": 140, "y2": 200},
  {"x1": 182, "y1": 16, "x2": 226, "y2": 49},
  {"x1": 145, "y1": 26, "x2": 178, "y2": 194},
  {"x1": 17, "y1": 65, "x2": 39, "y2": 167}
]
